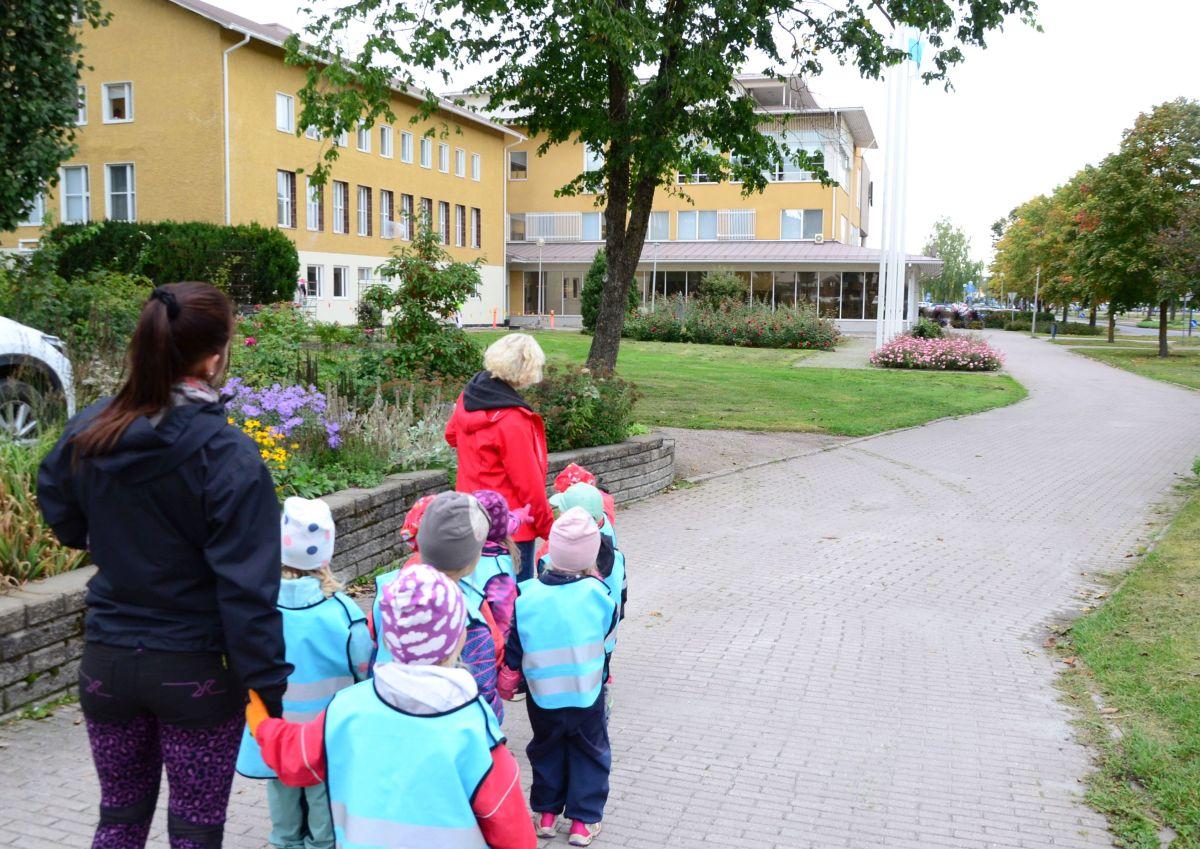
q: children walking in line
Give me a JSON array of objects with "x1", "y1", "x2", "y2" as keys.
[
  {"x1": 546, "y1": 483, "x2": 627, "y2": 637},
  {"x1": 500, "y1": 508, "x2": 618, "y2": 847},
  {"x1": 245, "y1": 563, "x2": 537, "y2": 849},
  {"x1": 466, "y1": 489, "x2": 522, "y2": 639},
  {"x1": 236, "y1": 497, "x2": 372, "y2": 849}
]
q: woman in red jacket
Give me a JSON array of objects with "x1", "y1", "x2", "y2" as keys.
[{"x1": 446, "y1": 334, "x2": 552, "y2": 580}]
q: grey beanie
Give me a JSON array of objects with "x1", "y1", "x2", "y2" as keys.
[{"x1": 416, "y1": 492, "x2": 489, "y2": 572}]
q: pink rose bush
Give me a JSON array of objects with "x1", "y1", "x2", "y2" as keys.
[{"x1": 870, "y1": 335, "x2": 1003, "y2": 371}]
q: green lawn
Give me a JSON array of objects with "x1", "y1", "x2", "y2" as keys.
[
  {"x1": 1066, "y1": 346, "x2": 1200, "y2": 390},
  {"x1": 1066, "y1": 481, "x2": 1200, "y2": 847},
  {"x1": 474, "y1": 331, "x2": 1026, "y2": 436}
]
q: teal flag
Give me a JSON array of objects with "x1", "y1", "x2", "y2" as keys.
[{"x1": 907, "y1": 36, "x2": 923, "y2": 68}]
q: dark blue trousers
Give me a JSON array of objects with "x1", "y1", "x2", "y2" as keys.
[
  {"x1": 525, "y1": 691, "x2": 610, "y2": 823},
  {"x1": 515, "y1": 540, "x2": 537, "y2": 583}
]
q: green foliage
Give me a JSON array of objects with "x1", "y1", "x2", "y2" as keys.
[
  {"x1": 624, "y1": 297, "x2": 839, "y2": 350},
  {"x1": 581, "y1": 249, "x2": 638, "y2": 333},
  {"x1": 922, "y1": 219, "x2": 984, "y2": 303},
  {"x1": 696, "y1": 270, "x2": 748, "y2": 310},
  {"x1": 0, "y1": 436, "x2": 88, "y2": 585},
  {"x1": 524, "y1": 365, "x2": 637, "y2": 452},
  {"x1": 909, "y1": 318, "x2": 945, "y2": 339},
  {"x1": 42, "y1": 220, "x2": 299, "y2": 304},
  {"x1": 0, "y1": 2, "x2": 109, "y2": 232},
  {"x1": 230, "y1": 304, "x2": 313, "y2": 388}
]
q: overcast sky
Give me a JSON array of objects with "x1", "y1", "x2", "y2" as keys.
[{"x1": 242, "y1": 0, "x2": 1199, "y2": 264}]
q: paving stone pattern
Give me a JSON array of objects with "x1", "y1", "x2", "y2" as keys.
[{"x1": 3, "y1": 333, "x2": 1199, "y2": 848}]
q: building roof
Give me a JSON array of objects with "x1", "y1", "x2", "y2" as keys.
[
  {"x1": 507, "y1": 240, "x2": 941, "y2": 271},
  {"x1": 166, "y1": 0, "x2": 521, "y2": 139}
]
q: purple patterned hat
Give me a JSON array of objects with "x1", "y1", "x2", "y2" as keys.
[
  {"x1": 472, "y1": 489, "x2": 519, "y2": 544},
  {"x1": 378, "y1": 563, "x2": 467, "y2": 665}
]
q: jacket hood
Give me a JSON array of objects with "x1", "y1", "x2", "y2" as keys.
[
  {"x1": 277, "y1": 576, "x2": 326, "y2": 609},
  {"x1": 80, "y1": 399, "x2": 231, "y2": 484},
  {"x1": 462, "y1": 371, "x2": 531, "y2": 413},
  {"x1": 373, "y1": 663, "x2": 479, "y2": 715}
]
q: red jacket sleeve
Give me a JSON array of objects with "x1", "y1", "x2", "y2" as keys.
[
  {"x1": 474, "y1": 745, "x2": 536, "y2": 849},
  {"x1": 445, "y1": 404, "x2": 460, "y2": 448},
  {"x1": 255, "y1": 715, "x2": 328, "y2": 787},
  {"x1": 500, "y1": 414, "x2": 553, "y2": 540}
]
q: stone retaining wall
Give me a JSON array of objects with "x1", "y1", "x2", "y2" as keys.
[{"x1": 0, "y1": 434, "x2": 674, "y2": 718}]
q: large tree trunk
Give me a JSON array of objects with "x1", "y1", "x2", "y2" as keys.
[
  {"x1": 1158, "y1": 298, "x2": 1170, "y2": 358},
  {"x1": 1062, "y1": 302, "x2": 1069, "y2": 322},
  {"x1": 1170, "y1": 299, "x2": 1177, "y2": 321},
  {"x1": 1089, "y1": 304, "x2": 1097, "y2": 328},
  {"x1": 1107, "y1": 306, "x2": 1115, "y2": 343}
]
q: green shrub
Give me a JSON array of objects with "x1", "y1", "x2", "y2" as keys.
[
  {"x1": 231, "y1": 303, "x2": 313, "y2": 387},
  {"x1": 525, "y1": 365, "x2": 637, "y2": 452},
  {"x1": 42, "y1": 220, "x2": 299, "y2": 304},
  {"x1": 1057, "y1": 321, "x2": 1104, "y2": 336},
  {"x1": 696, "y1": 269, "x2": 747, "y2": 309},
  {"x1": 580, "y1": 248, "x2": 639, "y2": 333},
  {"x1": 910, "y1": 318, "x2": 944, "y2": 339},
  {"x1": 624, "y1": 297, "x2": 839, "y2": 350},
  {"x1": 0, "y1": 436, "x2": 88, "y2": 585},
  {"x1": 622, "y1": 300, "x2": 687, "y2": 342}
]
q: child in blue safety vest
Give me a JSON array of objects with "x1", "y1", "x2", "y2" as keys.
[
  {"x1": 236, "y1": 497, "x2": 372, "y2": 849},
  {"x1": 244, "y1": 563, "x2": 537, "y2": 849},
  {"x1": 467, "y1": 489, "x2": 522, "y2": 640},
  {"x1": 500, "y1": 507, "x2": 618, "y2": 847}
]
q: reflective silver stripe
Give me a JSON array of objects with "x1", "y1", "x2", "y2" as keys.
[
  {"x1": 527, "y1": 666, "x2": 605, "y2": 698},
  {"x1": 331, "y1": 802, "x2": 484, "y2": 849},
  {"x1": 285, "y1": 676, "x2": 354, "y2": 702},
  {"x1": 283, "y1": 708, "x2": 323, "y2": 723},
  {"x1": 523, "y1": 641, "x2": 605, "y2": 671}
]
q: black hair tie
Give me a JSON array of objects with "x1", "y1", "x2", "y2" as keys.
[{"x1": 149, "y1": 287, "x2": 181, "y2": 320}]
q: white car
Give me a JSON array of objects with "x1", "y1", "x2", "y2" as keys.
[{"x1": 0, "y1": 316, "x2": 76, "y2": 444}]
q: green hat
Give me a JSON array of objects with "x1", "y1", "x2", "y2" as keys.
[{"x1": 548, "y1": 482, "x2": 604, "y2": 522}]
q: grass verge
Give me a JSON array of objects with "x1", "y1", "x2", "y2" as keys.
[
  {"x1": 475, "y1": 331, "x2": 1026, "y2": 436},
  {"x1": 1062, "y1": 478, "x2": 1200, "y2": 847},
  {"x1": 1066, "y1": 346, "x2": 1200, "y2": 390}
]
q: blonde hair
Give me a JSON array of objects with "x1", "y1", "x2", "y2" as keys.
[
  {"x1": 282, "y1": 565, "x2": 343, "y2": 597},
  {"x1": 484, "y1": 333, "x2": 545, "y2": 389}
]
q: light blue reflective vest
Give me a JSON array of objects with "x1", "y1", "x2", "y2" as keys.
[
  {"x1": 462, "y1": 552, "x2": 514, "y2": 600},
  {"x1": 515, "y1": 577, "x2": 615, "y2": 710},
  {"x1": 373, "y1": 567, "x2": 479, "y2": 671},
  {"x1": 599, "y1": 520, "x2": 618, "y2": 549},
  {"x1": 603, "y1": 550, "x2": 627, "y2": 653},
  {"x1": 237, "y1": 592, "x2": 364, "y2": 779},
  {"x1": 325, "y1": 680, "x2": 501, "y2": 849}
]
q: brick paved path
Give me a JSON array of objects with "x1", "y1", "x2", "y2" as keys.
[{"x1": 4, "y1": 332, "x2": 1200, "y2": 849}]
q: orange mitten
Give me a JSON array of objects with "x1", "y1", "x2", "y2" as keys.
[{"x1": 245, "y1": 689, "x2": 270, "y2": 737}]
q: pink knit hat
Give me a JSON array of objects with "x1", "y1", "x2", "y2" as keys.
[
  {"x1": 378, "y1": 563, "x2": 467, "y2": 665},
  {"x1": 547, "y1": 507, "x2": 601, "y2": 572}
]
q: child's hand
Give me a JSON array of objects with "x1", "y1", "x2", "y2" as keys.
[
  {"x1": 498, "y1": 666, "x2": 522, "y2": 701},
  {"x1": 245, "y1": 689, "x2": 270, "y2": 737}
]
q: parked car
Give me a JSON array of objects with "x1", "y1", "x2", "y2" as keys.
[{"x1": 0, "y1": 316, "x2": 76, "y2": 444}]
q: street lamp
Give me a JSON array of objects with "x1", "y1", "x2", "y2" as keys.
[{"x1": 650, "y1": 241, "x2": 660, "y2": 309}]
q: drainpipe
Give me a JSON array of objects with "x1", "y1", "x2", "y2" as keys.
[
  {"x1": 831, "y1": 109, "x2": 839, "y2": 241},
  {"x1": 223, "y1": 31, "x2": 252, "y2": 225}
]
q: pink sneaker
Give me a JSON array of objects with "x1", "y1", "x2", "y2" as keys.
[
  {"x1": 535, "y1": 812, "x2": 558, "y2": 838},
  {"x1": 568, "y1": 820, "x2": 602, "y2": 846}
]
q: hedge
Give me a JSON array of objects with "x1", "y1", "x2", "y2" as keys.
[{"x1": 43, "y1": 220, "x2": 299, "y2": 304}]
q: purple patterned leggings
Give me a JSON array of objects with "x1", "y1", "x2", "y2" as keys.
[{"x1": 85, "y1": 713, "x2": 243, "y2": 849}]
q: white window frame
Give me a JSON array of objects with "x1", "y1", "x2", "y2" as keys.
[
  {"x1": 305, "y1": 125, "x2": 320, "y2": 140},
  {"x1": 509, "y1": 150, "x2": 528, "y2": 180},
  {"x1": 648, "y1": 210, "x2": 669, "y2": 241},
  {"x1": 357, "y1": 185, "x2": 371, "y2": 236},
  {"x1": 584, "y1": 144, "x2": 605, "y2": 173},
  {"x1": 780, "y1": 208, "x2": 824, "y2": 240},
  {"x1": 276, "y1": 170, "x2": 295, "y2": 229},
  {"x1": 438, "y1": 201, "x2": 450, "y2": 243},
  {"x1": 470, "y1": 153, "x2": 481, "y2": 181},
  {"x1": 335, "y1": 129, "x2": 349, "y2": 148},
  {"x1": 76, "y1": 85, "x2": 87, "y2": 126},
  {"x1": 104, "y1": 163, "x2": 136, "y2": 222},
  {"x1": 454, "y1": 204, "x2": 465, "y2": 247},
  {"x1": 60, "y1": 165, "x2": 90, "y2": 224},
  {"x1": 357, "y1": 266, "x2": 372, "y2": 293},
  {"x1": 438, "y1": 143, "x2": 450, "y2": 173},
  {"x1": 102, "y1": 82, "x2": 133, "y2": 124},
  {"x1": 306, "y1": 179, "x2": 321, "y2": 232},
  {"x1": 400, "y1": 194, "x2": 414, "y2": 240},
  {"x1": 401, "y1": 131, "x2": 414, "y2": 163},
  {"x1": 332, "y1": 266, "x2": 349, "y2": 299},
  {"x1": 379, "y1": 126, "x2": 393, "y2": 158},
  {"x1": 275, "y1": 92, "x2": 294, "y2": 133},
  {"x1": 333, "y1": 181, "x2": 348, "y2": 234},
  {"x1": 420, "y1": 137, "x2": 432, "y2": 169},
  {"x1": 582, "y1": 211, "x2": 604, "y2": 242},
  {"x1": 471, "y1": 207, "x2": 481, "y2": 249},
  {"x1": 380, "y1": 189, "x2": 394, "y2": 239},
  {"x1": 305, "y1": 265, "x2": 324, "y2": 298},
  {"x1": 455, "y1": 148, "x2": 466, "y2": 178},
  {"x1": 18, "y1": 193, "x2": 45, "y2": 227},
  {"x1": 17, "y1": 239, "x2": 40, "y2": 254},
  {"x1": 356, "y1": 124, "x2": 371, "y2": 153}
]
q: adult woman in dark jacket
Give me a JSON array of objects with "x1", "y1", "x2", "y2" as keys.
[{"x1": 38, "y1": 282, "x2": 290, "y2": 849}]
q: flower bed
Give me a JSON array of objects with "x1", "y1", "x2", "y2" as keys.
[{"x1": 870, "y1": 335, "x2": 1004, "y2": 371}]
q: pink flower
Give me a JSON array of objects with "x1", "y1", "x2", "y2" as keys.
[{"x1": 245, "y1": 336, "x2": 257, "y2": 347}]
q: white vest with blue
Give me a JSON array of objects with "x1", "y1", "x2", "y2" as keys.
[
  {"x1": 324, "y1": 680, "x2": 502, "y2": 849},
  {"x1": 236, "y1": 592, "x2": 364, "y2": 779},
  {"x1": 515, "y1": 576, "x2": 615, "y2": 710},
  {"x1": 602, "y1": 549, "x2": 627, "y2": 653}
]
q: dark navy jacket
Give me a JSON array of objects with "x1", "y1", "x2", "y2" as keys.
[{"x1": 37, "y1": 398, "x2": 291, "y2": 709}]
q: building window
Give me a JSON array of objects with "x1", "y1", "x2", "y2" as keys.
[
  {"x1": 357, "y1": 266, "x2": 372, "y2": 294},
  {"x1": 509, "y1": 150, "x2": 528, "y2": 180},
  {"x1": 76, "y1": 86, "x2": 87, "y2": 126},
  {"x1": 305, "y1": 265, "x2": 323, "y2": 298},
  {"x1": 356, "y1": 125, "x2": 370, "y2": 153},
  {"x1": 455, "y1": 148, "x2": 466, "y2": 177},
  {"x1": 401, "y1": 131, "x2": 413, "y2": 163},
  {"x1": 275, "y1": 93, "x2": 294, "y2": 132},
  {"x1": 106, "y1": 163, "x2": 136, "y2": 221},
  {"x1": 582, "y1": 212, "x2": 606, "y2": 241},
  {"x1": 438, "y1": 143, "x2": 450, "y2": 173},
  {"x1": 766, "y1": 131, "x2": 823, "y2": 182},
  {"x1": 276, "y1": 170, "x2": 296, "y2": 228},
  {"x1": 305, "y1": 125, "x2": 320, "y2": 140},
  {"x1": 332, "y1": 266, "x2": 349, "y2": 299},
  {"x1": 357, "y1": 185, "x2": 372, "y2": 236},
  {"x1": 420, "y1": 138, "x2": 432, "y2": 168},
  {"x1": 508, "y1": 213, "x2": 526, "y2": 242},
  {"x1": 380, "y1": 189, "x2": 394, "y2": 238},
  {"x1": 18, "y1": 193, "x2": 45, "y2": 227},
  {"x1": 103, "y1": 82, "x2": 133, "y2": 123},
  {"x1": 333, "y1": 181, "x2": 348, "y2": 234},
  {"x1": 400, "y1": 193, "x2": 414, "y2": 240},
  {"x1": 335, "y1": 129, "x2": 349, "y2": 147},
  {"x1": 781, "y1": 208, "x2": 824, "y2": 240},
  {"x1": 380, "y1": 126, "x2": 393, "y2": 158},
  {"x1": 648, "y1": 211, "x2": 669, "y2": 241},
  {"x1": 677, "y1": 210, "x2": 718, "y2": 240},
  {"x1": 420, "y1": 197, "x2": 433, "y2": 228},
  {"x1": 471, "y1": 153, "x2": 481, "y2": 181},
  {"x1": 438, "y1": 201, "x2": 450, "y2": 243},
  {"x1": 61, "y1": 165, "x2": 89, "y2": 223},
  {"x1": 454, "y1": 204, "x2": 466, "y2": 247},
  {"x1": 306, "y1": 179, "x2": 323, "y2": 232},
  {"x1": 584, "y1": 144, "x2": 604, "y2": 174},
  {"x1": 471, "y1": 207, "x2": 481, "y2": 249}
]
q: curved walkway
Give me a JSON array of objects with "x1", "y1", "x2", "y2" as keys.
[{"x1": 3, "y1": 332, "x2": 1200, "y2": 848}]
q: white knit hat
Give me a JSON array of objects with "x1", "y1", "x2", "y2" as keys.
[{"x1": 281, "y1": 497, "x2": 335, "y2": 571}]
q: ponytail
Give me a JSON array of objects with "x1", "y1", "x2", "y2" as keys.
[{"x1": 72, "y1": 281, "x2": 234, "y2": 457}]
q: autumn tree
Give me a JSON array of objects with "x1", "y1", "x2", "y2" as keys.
[
  {"x1": 922, "y1": 218, "x2": 982, "y2": 303},
  {"x1": 287, "y1": 0, "x2": 1037, "y2": 370}
]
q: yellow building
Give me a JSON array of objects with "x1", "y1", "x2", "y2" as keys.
[{"x1": 1, "y1": 0, "x2": 519, "y2": 325}]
